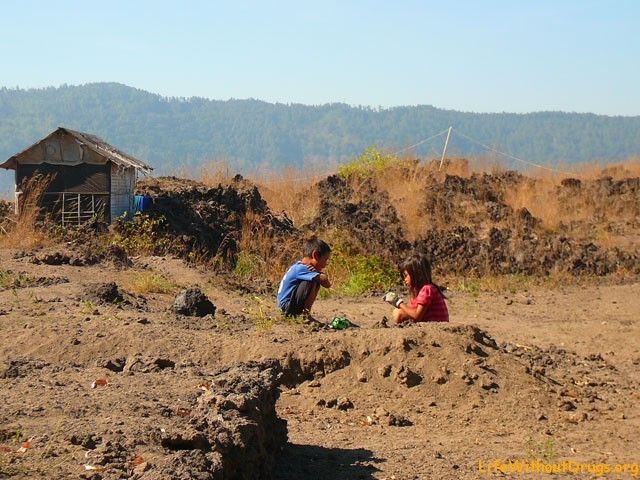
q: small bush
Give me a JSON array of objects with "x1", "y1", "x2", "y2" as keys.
[
  {"x1": 234, "y1": 251, "x2": 263, "y2": 278},
  {"x1": 327, "y1": 246, "x2": 399, "y2": 297},
  {"x1": 338, "y1": 147, "x2": 403, "y2": 180},
  {"x1": 111, "y1": 213, "x2": 171, "y2": 255}
]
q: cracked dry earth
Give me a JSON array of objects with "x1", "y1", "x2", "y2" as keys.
[{"x1": 0, "y1": 249, "x2": 639, "y2": 479}]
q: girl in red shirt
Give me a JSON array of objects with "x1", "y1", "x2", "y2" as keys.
[{"x1": 384, "y1": 254, "x2": 449, "y2": 324}]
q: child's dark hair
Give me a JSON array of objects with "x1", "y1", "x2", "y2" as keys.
[
  {"x1": 303, "y1": 236, "x2": 331, "y2": 258},
  {"x1": 401, "y1": 253, "x2": 446, "y2": 299}
]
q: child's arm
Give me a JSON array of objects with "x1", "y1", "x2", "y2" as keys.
[
  {"x1": 317, "y1": 272, "x2": 331, "y2": 288},
  {"x1": 307, "y1": 264, "x2": 331, "y2": 288},
  {"x1": 395, "y1": 303, "x2": 426, "y2": 322}
]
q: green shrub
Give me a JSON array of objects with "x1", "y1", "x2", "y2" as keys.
[
  {"x1": 337, "y1": 147, "x2": 400, "y2": 180},
  {"x1": 111, "y1": 213, "x2": 171, "y2": 254},
  {"x1": 329, "y1": 249, "x2": 399, "y2": 296},
  {"x1": 234, "y1": 251, "x2": 263, "y2": 278}
]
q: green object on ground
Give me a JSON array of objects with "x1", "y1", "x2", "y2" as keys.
[{"x1": 330, "y1": 317, "x2": 350, "y2": 330}]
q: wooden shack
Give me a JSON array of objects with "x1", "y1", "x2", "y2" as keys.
[{"x1": 0, "y1": 127, "x2": 153, "y2": 225}]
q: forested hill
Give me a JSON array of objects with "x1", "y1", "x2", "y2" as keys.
[{"x1": 1, "y1": 82, "x2": 639, "y2": 188}]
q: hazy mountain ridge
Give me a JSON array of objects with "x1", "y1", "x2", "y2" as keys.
[{"x1": 1, "y1": 82, "x2": 639, "y2": 195}]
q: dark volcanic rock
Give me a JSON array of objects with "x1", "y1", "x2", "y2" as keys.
[
  {"x1": 173, "y1": 287, "x2": 216, "y2": 317},
  {"x1": 83, "y1": 282, "x2": 125, "y2": 305},
  {"x1": 131, "y1": 176, "x2": 296, "y2": 267},
  {"x1": 312, "y1": 175, "x2": 411, "y2": 261}
]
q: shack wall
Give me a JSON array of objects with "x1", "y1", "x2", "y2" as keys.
[{"x1": 110, "y1": 166, "x2": 136, "y2": 221}]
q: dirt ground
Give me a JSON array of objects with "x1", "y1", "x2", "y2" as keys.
[{"x1": 0, "y1": 248, "x2": 638, "y2": 479}]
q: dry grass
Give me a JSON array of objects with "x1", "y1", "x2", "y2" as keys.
[
  {"x1": 121, "y1": 271, "x2": 178, "y2": 295},
  {"x1": 171, "y1": 159, "x2": 236, "y2": 187},
  {"x1": 371, "y1": 157, "x2": 483, "y2": 240},
  {"x1": 502, "y1": 157, "x2": 640, "y2": 230},
  {"x1": 255, "y1": 165, "x2": 326, "y2": 226},
  {"x1": 235, "y1": 211, "x2": 299, "y2": 284},
  {"x1": 199, "y1": 158, "x2": 243, "y2": 187},
  {"x1": 502, "y1": 178, "x2": 585, "y2": 230},
  {"x1": 0, "y1": 174, "x2": 53, "y2": 250}
]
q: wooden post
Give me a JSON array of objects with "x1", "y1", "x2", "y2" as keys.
[{"x1": 439, "y1": 126, "x2": 453, "y2": 171}]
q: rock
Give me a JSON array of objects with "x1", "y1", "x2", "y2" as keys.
[
  {"x1": 83, "y1": 282, "x2": 125, "y2": 305},
  {"x1": 173, "y1": 287, "x2": 216, "y2": 317},
  {"x1": 132, "y1": 461, "x2": 149, "y2": 475},
  {"x1": 387, "y1": 414, "x2": 413, "y2": 427},
  {"x1": 558, "y1": 400, "x2": 577, "y2": 411},
  {"x1": 36, "y1": 251, "x2": 71, "y2": 265},
  {"x1": 96, "y1": 358, "x2": 126, "y2": 372},
  {"x1": 396, "y1": 366, "x2": 422, "y2": 387},
  {"x1": 123, "y1": 355, "x2": 175, "y2": 373},
  {"x1": 374, "y1": 407, "x2": 389, "y2": 418},
  {"x1": 337, "y1": 397, "x2": 354, "y2": 411},
  {"x1": 434, "y1": 375, "x2": 448, "y2": 385}
]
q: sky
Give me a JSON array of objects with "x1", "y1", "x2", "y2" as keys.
[{"x1": 0, "y1": 0, "x2": 639, "y2": 116}]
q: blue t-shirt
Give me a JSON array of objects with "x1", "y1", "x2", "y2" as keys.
[{"x1": 277, "y1": 261, "x2": 319, "y2": 311}]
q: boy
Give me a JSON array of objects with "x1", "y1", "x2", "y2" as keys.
[{"x1": 277, "y1": 237, "x2": 331, "y2": 317}]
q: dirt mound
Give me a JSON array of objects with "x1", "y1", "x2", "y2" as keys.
[
  {"x1": 0, "y1": 357, "x2": 285, "y2": 479},
  {"x1": 420, "y1": 171, "x2": 527, "y2": 226},
  {"x1": 1, "y1": 317, "x2": 629, "y2": 479},
  {"x1": 311, "y1": 175, "x2": 411, "y2": 261},
  {"x1": 416, "y1": 226, "x2": 639, "y2": 277},
  {"x1": 300, "y1": 170, "x2": 639, "y2": 278},
  {"x1": 129, "y1": 176, "x2": 297, "y2": 266},
  {"x1": 155, "y1": 360, "x2": 286, "y2": 479},
  {"x1": 277, "y1": 324, "x2": 580, "y2": 421},
  {"x1": 0, "y1": 269, "x2": 68, "y2": 290},
  {"x1": 413, "y1": 172, "x2": 640, "y2": 277}
]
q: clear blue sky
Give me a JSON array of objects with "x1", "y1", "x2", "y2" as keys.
[{"x1": 1, "y1": 0, "x2": 639, "y2": 115}]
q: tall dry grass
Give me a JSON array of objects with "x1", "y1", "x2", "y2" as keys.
[
  {"x1": 0, "y1": 174, "x2": 53, "y2": 249},
  {"x1": 171, "y1": 159, "x2": 236, "y2": 187},
  {"x1": 502, "y1": 157, "x2": 640, "y2": 230},
  {"x1": 235, "y1": 211, "x2": 300, "y2": 284},
  {"x1": 255, "y1": 164, "x2": 328, "y2": 227}
]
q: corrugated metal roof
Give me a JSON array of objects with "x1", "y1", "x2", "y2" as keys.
[{"x1": 0, "y1": 127, "x2": 153, "y2": 174}]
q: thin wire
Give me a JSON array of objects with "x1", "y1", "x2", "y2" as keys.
[
  {"x1": 393, "y1": 128, "x2": 450, "y2": 155},
  {"x1": 453, "y1": 128, "x2": 579, "y2": 177},
  {"x1": 260, "y1": 129, "x2": 450, "y2": 185}
]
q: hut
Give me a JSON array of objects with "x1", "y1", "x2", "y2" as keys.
[{"x1": 0, "y1": 127, "x2": 153, "y2": 225}]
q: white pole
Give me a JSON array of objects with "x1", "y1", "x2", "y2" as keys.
[{"x1": 439, "y1": 126, "x2": 453, "y2": 171}]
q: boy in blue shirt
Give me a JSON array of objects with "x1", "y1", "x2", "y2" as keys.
[{"x1": 277, "y1": 237, "x2": 331, "y2": 317}]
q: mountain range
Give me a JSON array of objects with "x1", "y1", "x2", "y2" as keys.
[{"x1": 1, "y1": 82, "x2": 639, "y2": 195}]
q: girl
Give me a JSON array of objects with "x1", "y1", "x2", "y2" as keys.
[{"x1": 384, "y1": 254, "x2": 449, "y2": 324}]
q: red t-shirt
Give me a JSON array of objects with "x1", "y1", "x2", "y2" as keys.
[{"x1": 409, "y1": 284, "x2": 449, "y2": 322}]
